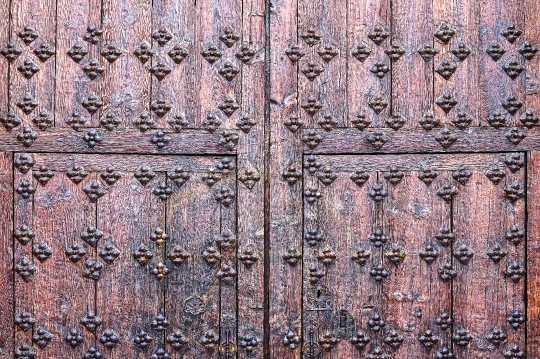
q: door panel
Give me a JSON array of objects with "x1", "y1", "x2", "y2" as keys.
[
  {"x1": 0, "y1": 153, "x2": 13, "y2": 357},
  {"x1": 11, "y1": 153, "x2": 240, "y2": 358},
  {"x1": 301, "y1": 153, "x2": 525, "y2": 358}
]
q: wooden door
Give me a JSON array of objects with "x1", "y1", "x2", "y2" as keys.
[
  {"x1": 1, "y1": 0, "x2": 540, "y2": 357},
  {"x1": 268, "y1": 0, "x2": 540, "y2": 357},
  {"x1": 305, "y1": 154, "x2": 526, "y2": 358},
  {"x1": 0, "y1": 0, "x2": 265, "y2": 356}
]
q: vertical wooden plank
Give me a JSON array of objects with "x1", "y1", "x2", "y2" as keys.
[
  {"x1": 433, "y1": 0, "x2": 480, "y2": 127},
  {"x1": 0, "y1": 0, "x2": 10, "y2": 114},
  {"x1": 55, "y1": 0, "x2": 103, "y2": 128},
  {"x1": 479, "y1": 0, "x2": 525, "y2": 128},
  {"x1": 197, "y1": 0, "x2": 242, "y2": 130},
  {"x1": 347, "y1": 0, "x2": 390, "y2": 128},
  {"x1": 237, "y1": 0, "x2": 265, "y2": 356},
  {"x1": 165, "y1": 157, "x2": 222, "y2": 359},
  {"x1": 9, "y1": 0, "x2": 56, "y2": 129},
  {"x1": 31, "y1": 154, "x2": 96, "y2": 358},
  {"x1": 268, "y1": 0, "x2": 303, "y2": 356},
  {"x1": 524, "y1": 0, "x2": 540, "y2": 126},
  {"x1": 527, "y1": 151, "x2": 540, "y2": 356},
  {"x1": 452, "y1": 154, "x2": 525, "y2": 357},
  {"x1": 297, "y1": 0, "x2": 347, "y2": 129},
  {"x1": 302, "y1": 166, "x2": 327, "y2": 358},
  {"x1": 101, "y1": 0, "x2": 152, "y2": 129},
  {"x1": 0, "y1": 152, "x2": 13, "y2": 357},
  {"x1": 314, "y1": 166, "x2": 379, "y2": 358},
  {"x1": 383, "y1": 165, "x2": 452, "y2": 357},
  {"x1": 504, "y1": 154, "x2": 526, "y2": 353},
  {"x1": 13, "y1": 154, "x2": 35, "y2": 355},
  {"x1": 96, "y1": 161, "x2": 165, "y2": 358},
  {"x1": 151, "y1": 0, "x2": 197, "y2": 129},
  {"x1": 392, "y1": 0, "x2": 433, "y2": 127},
  {"x1": 219, "y1": 165, "x2": 239, "y2": 357}
]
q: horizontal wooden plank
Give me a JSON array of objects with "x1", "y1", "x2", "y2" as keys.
[
  {"x1": 302, "y1": 127, "x2": 540, "y2": 153},
  {"x1": 312, "y1": 152, "x2": 514, "y2": 171},
  {"x1": 30, "y1": 153, "x2": 231, "y2": 172},
  {"x1": 0, "y1": 129, "x2": 236, "y2": 154}
]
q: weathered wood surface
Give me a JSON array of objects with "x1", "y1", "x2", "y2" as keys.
[
  {"x1": 55, "y1": 0, "x2": 102, "y2": 127},
  {"x1": 452, "y1": 154, "x2": 525, "y2": 358},
  {"x1": 0, "y1": 153, "x2": 13, "y2": 357},
  {"x1": 302, "y1": 127, "x2": 540, "y2": 154},
  {"x1": 96, "y1": 162, "x2": 164, "y2": 358},
  {"x1": 296, "y1": 154, "x2": 527, "y2": 358},
  {"x1": 1, "y1": 0, "x2": 540, "y2": 357},
  {"x1": 528, "y1": 151, "x2": 540, "y2": 357},
  {"x1": 9, "y1": 154, "x2": 239, "y2": 358}
]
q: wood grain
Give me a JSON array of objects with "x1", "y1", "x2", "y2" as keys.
[
  {"x1": 0, "y1": 153, "x2": 13, "y2": 357},
  {"x1": 525, "y1": 0, "x2": 540, "y2": 116},
  {"x1": 197, "y1": 0, "x2": 242, "y2": 130},
  {"x1": 164, "y1": 157, "x2": 225, "y2": 358},
  {"x1": 14, "y1": 155, "x2": 36, "y2": 354},
  {"x1": 9, "y1": 0, "x2": 56, "y2": 125},
  {"x1": 31, "y1": 154, "x2": 96, "y2": 358},
  {"x1": 101, "y1": 0, "x2": 152, "y2": 128},
  {"x1": 303, "y1": 127, "x2": 540, "y2": 154},
  {"x1": 55, "y1": 0, "x2": 102, "y2": 128},
  {"x1": 0, "y1": 129, "x2": 235, "y2": 154},
  {"x1": 0, "y1": 0, "x2": 9, "y2": 114},
  {"x1": 527, "y1": 151, "x2": 540, "y2": 356},
  {"x1": 315, "y1": 169, "x2": 379, "y2": 357},
  {"x1": 297, "y1": 0, "x2": 347, "y2": 129},
  {"x1": 479, "y1": 0, "x2": 525, "y2": 127},
  {"x1": 391, "y1": 0, "x2": 433, "y2": 127},
  {"x1": 383, "y1": 169, "x2": 452, "y2": 357},
  {"x1": 237, "y1": 0, "x2": 266, "y2": 356},
  {"x1": 219, "y1": 166, "x2": 239, "y2": 357},
  {"x1": 268, "y1": 0, "x2": 304, "y2": 356},
  {"x1": 452, "y1": 154, "x2": 525, "y2": 357},
  {"x1": 151, "y1": 0, "x2": 197, "y2": 129},
  {"x1": 433, "y1": 0, "x2": 480, "y2": 126},
  {"x1": 96, "y1": 160, "x2": 165, "y2": 358},
  {"x1": 346, "y1": 0, "x2": 390, "y2": 128}
]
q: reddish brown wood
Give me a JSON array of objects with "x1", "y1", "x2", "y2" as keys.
[
  {"x1": 2, "y1": 1, "x2": 540, "y2": 357},
  {"x1": 391, "y1": 0, "x2": 433, "y2": 127},
  {"x1": 528, "y1": 151, "x2": 540, "y2": 356},
  {"x1": 311, "y1": 167, "x2": 379, "y2": 357},
  {"x1": 346, "y1": 0, "x2": 390, "y2": 128},
  {"x1": 301, "y1": 127, "x2": 540, "y2": 154},
  {"x1": 9, "y1": 0, "x2": 56, "y2": 125},
  {"x1": 298, "y1": 0, "x2": 347, "y2": 129},
  {"x1": 101, "y1": 0, "x2": 152, "y2": 129},
  {"x1": 0, "y1": 153, "x2": 13, "y2": 357},
  {"x1": 0, "y1": 1, "x2": 9, "y2": 114},
  {"x1": 452, "y1": 154, "x2": 525, "y2": 357},
  {"x1": 55, "y1": 0, "x2": 102, "y2": 127},
  {"x1": 151, "y1": 0, "x2": 197, "y2": 129},
  {"x1": 479, "y1": 0, "x2": 525, "y2": 127},
  {"x1": 237, "y1": 0, "x2": 266, "y2": 355},
  {"x1": 219, "y1": 167, "x2": 239, "y2": 357},
  {"x1": 164, "y1": 156, "x2": 224, "y2": 358},
  {"x1": 433, "y1": 0, "x2": 480, "y2": 127},
  {"x1": 0, "y1": 129, "x2": 234, "y2": 154},
  {"x1": 96, "y1": 162, "x2": 165, "y2": 358},
  {"x1": 13, "y1": 155, "x2": 35, "y2": 355},
  {"x1": 383, "y1": 169, "x2": 452, "y2": 357},
  {"x1": 268, "y1": 0, "x2": 304, "y2": 356},
  {"x1": 197, "y1": 0, "x2": 242, "y2": 130},
  {"x1": 525, "y1": 0, "x2": 540, "y2": 116},
  {"x1": 31, "y1": 154, "x2": 96, "y2": 358}
]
